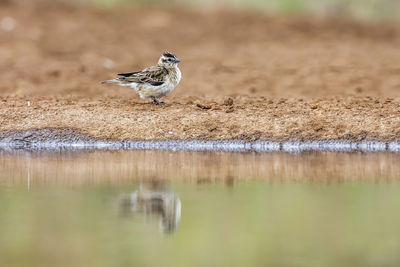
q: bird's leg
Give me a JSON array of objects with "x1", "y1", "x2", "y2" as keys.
[{"x1": 151, "y1": 97, "x2": 165, "y2": 106}]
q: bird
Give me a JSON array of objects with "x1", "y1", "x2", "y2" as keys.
[
  {"x1": 102, "y1": 51, "x2": 181, "y2": 106},
  {"x1": 119, "y1": 182, "x2": 182, "y2": 234}
]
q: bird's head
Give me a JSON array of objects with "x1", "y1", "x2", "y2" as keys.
[{"x1": 158, "y1": 51, "x2": 180, "y2": 68}]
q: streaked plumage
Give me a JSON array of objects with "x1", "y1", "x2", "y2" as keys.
[
  {"x1": 102, "y1": 51, "x2": 181, "y2": 106},
  {"x1": 120, "y1": 183, "x2": 182, "y2": 234}
]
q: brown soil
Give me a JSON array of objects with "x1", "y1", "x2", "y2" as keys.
[{"x1": 1, "y1": 1, "x2": 400, "y2": 141}]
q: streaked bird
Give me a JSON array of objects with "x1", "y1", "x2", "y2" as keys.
[
  {"x1": 120, "y1": 182, "x2": 182, "y2": 234},
  {"x1": 102, "y1": 51, "x2": 181, "y2": 106}
]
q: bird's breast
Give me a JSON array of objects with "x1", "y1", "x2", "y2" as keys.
[{"x1": 168, "y1": 67, "x2": 181, "y2": 86}]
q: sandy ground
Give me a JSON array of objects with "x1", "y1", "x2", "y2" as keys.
[
  {"x1": 1, "y1": 96, "x2": 400, "y2": 141},
  {"x1": 1, "y1": 1, "x2": 400, "y2": 141}
]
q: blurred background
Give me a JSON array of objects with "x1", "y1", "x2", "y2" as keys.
[
  {"x1": 0, "y1": 0, "x2": 399, "y2": 99},
  {"x1": 85, "y1": 0, "x2": 400, "y2": 21}
]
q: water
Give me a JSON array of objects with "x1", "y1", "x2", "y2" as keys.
[
  {"x1": 3, "y1": 138, "x2": 400, "y2": 152},
  {"x1": 1, "y1": 150, "x2": 400, "y2": 267}
]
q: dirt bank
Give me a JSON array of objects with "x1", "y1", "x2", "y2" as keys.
[
  {"x1": 1, "y1": 96, "x2": 400, "y2": 141},
  {"x1": 1, "y1": 1, "x2": 400, "y2": 141}
]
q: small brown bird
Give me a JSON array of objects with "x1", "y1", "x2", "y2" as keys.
[
  {"x1": 120, "y1": 182, "x2": 182, "y2": 234},
  {"x1": 102, "y1": 51, "x2": 181, "y2": 106}
]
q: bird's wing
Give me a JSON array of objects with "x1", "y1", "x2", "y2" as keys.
[
  {"x1": 118, "y1": 66, "x2": 168, "y2": 86},
  {"x1": 118, "y1": 71, "x2": 140, "y2": 77}
]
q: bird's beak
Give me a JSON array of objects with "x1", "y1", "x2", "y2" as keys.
[{"x1": 174, "y1": 58, "x2": 180, "y2": 63}]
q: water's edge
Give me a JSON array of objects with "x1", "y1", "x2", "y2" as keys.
[{"x1": 0, "y1": 128, "x2": 399, "y2": 152}]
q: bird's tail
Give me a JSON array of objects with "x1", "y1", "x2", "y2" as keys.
[{"x1": 101, "y1": 79, "x2": 120, "y2": 84}]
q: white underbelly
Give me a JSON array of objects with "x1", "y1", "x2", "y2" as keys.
[{"x1": 129, "y1": 83, "x2": 175, "y2": 99}]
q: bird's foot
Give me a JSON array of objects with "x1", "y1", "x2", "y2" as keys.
[{"x1": 152, "y1": 98, "x2": 165, "y2": 106}]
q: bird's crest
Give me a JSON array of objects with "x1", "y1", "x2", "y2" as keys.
[{"x1": 163, "y1": 51, "x2": 176, "y2": 58}]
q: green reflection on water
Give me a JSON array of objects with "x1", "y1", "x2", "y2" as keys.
[{"x1": 1, "y1": 182, "x2": 400, "y2": 267}]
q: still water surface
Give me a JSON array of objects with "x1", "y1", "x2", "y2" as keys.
[{"x1": 1, "y1": 150, "x2": 400, "y2": 267}]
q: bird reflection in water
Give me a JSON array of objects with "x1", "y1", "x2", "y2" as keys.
[{"x1": 120, "y1": 182, "x2": 181, "y2": 234}]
